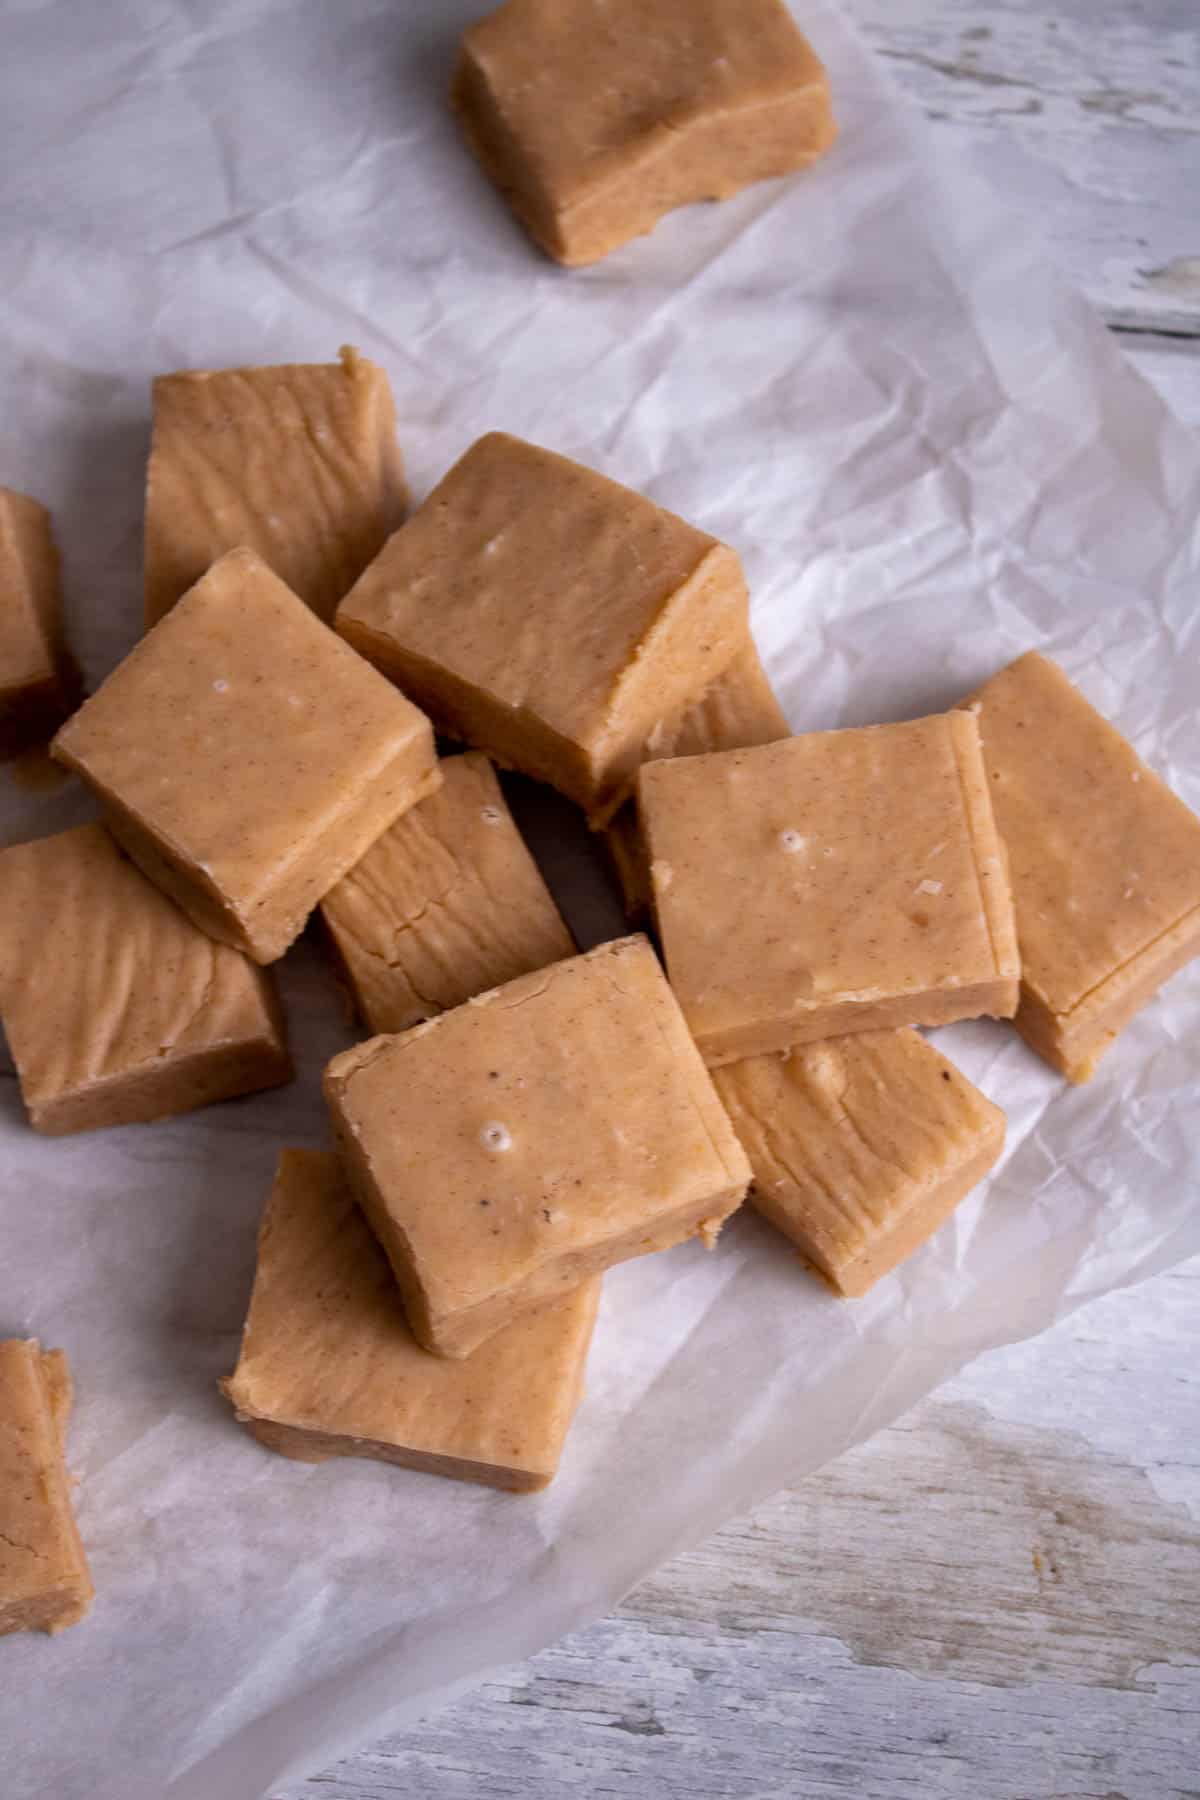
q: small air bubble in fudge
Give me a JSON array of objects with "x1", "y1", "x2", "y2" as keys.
[
  {"x1": 481, "y1": 1121, "x2": 512, "y2": 1152},
  {"x1": 779, "y1": 830, "x2": 806, "y2": 854},
  {"x1": 480, "y1": 805, "x2": 503, "y2": 826},
  {"x1": 213, "y1": 679, "x2": 229, "y2": 694}
]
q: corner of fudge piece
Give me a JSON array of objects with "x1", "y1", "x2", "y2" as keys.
[
  {"x1": 335, "y1": 432, "x2": 748, "y2": 824},
  {"x1": 144, "y1": 344, "x2": 407, "y2": 627},
  {"x1": 961, "y1": 649, "x2": 1200, "y2": 1081},
  {"x1": 715, "y1": 1029, "x2": 1005, "y2": 1297},
  {"x1": 0, "y1": 1338, "x2": 93, "y2": 1636},
  {"x1": 319, "y1": 750, "x2": 575, "y2": 1034},
  {"x1": 452, "y1": 0, "x2": 836, "y2": 266},
  {"x1": 222, "y1": 1149, "x2": 601, "y2": 1492},
  {"x1": 0, "y1": 487, "x2": 83, "y2": 758},
  {"x1": 638, "y1": 712, "x2": 1020, "y2": 1067},
  {"x1": 0, "y1": 822, "x2": 292, "y2": 1134},
  {"x1": 52, "y1": 548, "x2": 439, "y2": 964},
  {"x1": 324, "y1": 934, "x2": 749, "y2": 1359}
]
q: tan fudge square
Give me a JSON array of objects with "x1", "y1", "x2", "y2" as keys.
[
  {"x1": 0, "y1": 487, "x2": 81, "y2": 756},
  {"x1": 962, "y1": 650, "x2": 1200, "y2": 1082},
  {"x1": 223, "y1": 1150, "x2": 600, "y2": 1493},
  {"x1": 321, "y1": 751, "x2": 574, "y2": 1035},
  {"x1": 452, "y1": 0, "x2": 836, "y2": 267},
  {"x1": 144, "y1": 345, "x2": 407, "y2": 628},
  {"x1": 0, "y1": 1340, "x2": 93, "y2": 1636},
  {"x1": 638, "y1": 713, "x2": 1020, "y2": 1067},
  {"x1": 607, "y1": 641, "x2": 790, "y2": 915},
  {"x1": 714, "y1": 1030, "x2": 1005, "y2": 1297},
  {"x1": 337, "y1": 432, "x2": 748, "y2": 824},
  {"x1": 325, "y1": 934, "x2": 749, "y2": 1359},
  {"x1": 53, "y1": 548, "x2": 440, "y2": 964},
  {"x1": 0, "y1": 825, "x2": 291, "y2": 1135}
]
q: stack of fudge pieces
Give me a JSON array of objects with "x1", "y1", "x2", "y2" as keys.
[{"x1": 4, "y1": 350, "x2": 1200, "y2": 1639}]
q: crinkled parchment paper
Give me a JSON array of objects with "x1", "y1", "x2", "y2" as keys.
[{"x1": 1, "y1": 4, "x2": 1198, "y2": 1795}]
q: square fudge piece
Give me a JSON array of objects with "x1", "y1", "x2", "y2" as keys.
[
  {"x1": 714, "y1": 1030, "x2": 1005, "y2": 1297},
  {"x1": 0, "y1": 1339, "x2": 93, "y2": 1636},
  {"x1": 325, "y1": 934, "x2": 750, "y2": 1359},
  {"x1": 223, "y1": 1150, "x2": 600, "y2": 1492},
  {"x1": 0, "y1": 487, "x2": 81, "y2": 756},
  {"x1": 320, "y1": 751, "x2": 574, "y2": 1035},
  {"x1": 962, "y1": 650, "x2": 1200, "y2": 1082},
  {"x1": 0, "y1": 825, "x2": 291, "y2": 1134},
  {"x1": 452, "y1": 0, "x2": 836, "y2": 266},
  {"x1": 53, "y1": 548, "x2": 440, "y2": 964},
  {"x1": 607, "y1": 640, "x2": 790, "y2": 915},
  {"x1": 144, "y1": 345, "x2": 407, "y2": 627},
  {"x1": 638, "y1": 712, "x2": 1020, "y2": 1066},
  {"x1": 337, "y1": 432, "x2": 748, "y2": 824}
]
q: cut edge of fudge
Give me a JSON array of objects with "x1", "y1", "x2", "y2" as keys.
[
  {"x1": 0, "y1": 489, "x2": 83, "y2": 758},
  {"x1": 944, "y1": 709, "x2": 1022, "y2": 1011},
  {"x1": 0, "y1": 1340, "x2": 93, "y2": 1637},
  {"x1": 451, "y1": 11, "x2": 836, "y2": 267},
  {"x1": 324, "y1": 935, "x2": 750, "y2": 1359},
  {"x1": 715, "y1": 1031, "x2": 1006, "y2": 1297}
]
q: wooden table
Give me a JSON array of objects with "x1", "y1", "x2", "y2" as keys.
[{"x1": 283, "y1": 4, "x2": 1200, "y2": 1794}]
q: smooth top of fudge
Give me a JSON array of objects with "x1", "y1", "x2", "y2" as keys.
[
  {"x1": 0, "y1": 486, "x2": 62, "y2": 686},
  {"x1": 0, "y1": 1338, "x2": 92, "y2": 1633},
  {"x1": 320, "y1": 751, "x2": 574, "y2": 1035},
  {"x1": 324, "y1": 935, "x2": 749, "y2": 1323},
  {"x1": 0, "y1": 824, "x2": 283, "y2": 1119},
  {"x1": 714, "y1": 1029, "x2": 1004, "y2": 1281},
  {"x1": 965, "y1": 651, "x2": 1200, "y2": 1020},
  {"x1": 337, "y1": 432, "x2": 740, "y2": 757},
  {"x1": 145, "y1": 345, "x2": 407, "y2": 625},
  {"x1": 461, "y1": 0, "x2": 828, "y2": 211},
  {"x1": 638, "y1": 712, "x2": 1019, "y2": 1046},
  {"x1": 224, "y1": 1150, "x2": 600, "y2": 1485},
  {"x1": 53, "y1": 549, "x2": 434, "y2": 920}
]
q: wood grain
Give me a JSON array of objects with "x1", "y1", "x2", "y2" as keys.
[{"x1": 282, "y1": 5, "x2": 1200, "y2": 1795}]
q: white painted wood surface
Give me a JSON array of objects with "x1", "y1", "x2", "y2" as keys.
[{"x1": 283, "y1": 5, "x2": 1200, "y2": 1796}]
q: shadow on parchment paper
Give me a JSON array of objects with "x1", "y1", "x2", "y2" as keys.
[{"x1": 55, "y1": 412, "x2": 150, "y2": 690}]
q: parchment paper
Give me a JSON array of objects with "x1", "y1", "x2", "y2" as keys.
[{"x1": 1, "y1": 4, "x2": 1198, "y2": 1796}]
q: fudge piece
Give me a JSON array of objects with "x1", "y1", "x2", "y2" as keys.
[
  {"x1": 0, "y1": 824, "x2": 291, "y2": 1134},
  {"x1": 962, "y1": 650, "x2": 1200, "y2": 1082},
  {"x1": 144, "y1": 345, "x2": 407, "y2": 627},
  {"x1": 638, "y1": 713, "x2": 1020, "y2": 1067},
  {"x1": 325, "y1": 934, "x2": 749, "y2": 1358},
  {"x1": 0, "y1": 487, "x2": 81, "y2": 756},
  {"x1": 0, "y1": 1340, "x2": 93, "y2": 1636},
  {"x1": 223, "y1": 1150, "x2": 600, "y2": 1492},
  {"x1": 337, "y1": 432, "x2": 748, "y2": 824},
  {"x1": 607, "y1": 641, "x2": 790, "y2": 915},
  {"x1": 53, "y1": 549, "x2": 440, "y2": 964},
  {"x1": 320, "y1": 751, "x2": 574, "y2": 1034},
  {"x1": 714, "y1": 1030, "x2": 1005, "y2": 1297},
  {"x1": 452, "y1": 0, "x2": 836, "y2": 267}
]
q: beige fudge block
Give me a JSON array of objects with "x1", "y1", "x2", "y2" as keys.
[
  {"x1": 0, "y1": 487, "x2": 81, "y2": 756},
  {"x1": 320, "y1": 751, "x2": 574, "y2": 1035},
  {"x1": 0, "y1": 825, "x2": 291, "y2": 1134},
  {"x1": 715, "y1": 1030, "x2": 1005, "y2": 1297},
  {"x1": 0, "y1": 1340, "x2": 93, "y2": 1636},
  {"x1": 452, "y1": 0, "x2": 836, "y2": 267},
  {"x1": 325, "y1": 934, "x2": 749, "y2": 1359},
  {"x1": 337, "y1": 432, "x2": 748, "y2": 824},
  {"x1": 223, "y1": 1150, "x2": 600, "y2": 1492},
  {"x1": 962, "y1": 650, "x2": 1200, "y2": 1082},
  {"x1": 607, "y1": 641, "x2": 790, "y2": 915},
  {"x1": 144, "y1": 345, "x2": 407, "y2": 627},
  {"x1": 638, "y1": 713, "x2": 1020, "y2": 1067},
  {"x1": 53, "y1": 549, "x2": 440, "y2": 964}
]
